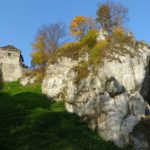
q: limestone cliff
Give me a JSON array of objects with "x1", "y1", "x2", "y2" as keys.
[{"x1": 42, "y1": 40, "x2": 150, "y2": 148}]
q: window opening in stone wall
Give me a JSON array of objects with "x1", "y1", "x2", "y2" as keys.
[{"x1": 8, "y1": 53, "x2": 11, "y2": 56}]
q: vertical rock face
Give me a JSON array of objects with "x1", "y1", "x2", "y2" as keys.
[
  {"x1": 20, "y1": 76, "x2": 37, "y2": 86},
  {"x1": 0, "y1": 45, "x2": 24, "y2": 82},
  {"x1": 97, "y1": 28, "x2": 108, "y2": 41},
  {"x1": 42, "y1": 42, "x2": 150, "y2": 147}
]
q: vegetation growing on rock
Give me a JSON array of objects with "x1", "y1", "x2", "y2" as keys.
[
  {"x1": 31, "y1": 23, "x2": 66, "y2": 82},
  {"x1": 47, "y1": 27, "x2": 134, "y2": 83},
  {"x1": 30, "y1": 0, "x2": 131, "y2": 83}
]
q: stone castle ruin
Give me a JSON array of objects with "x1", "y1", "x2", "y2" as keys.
[{"x1": 0, "y1": 45, "x2": 25, "y2": 81}]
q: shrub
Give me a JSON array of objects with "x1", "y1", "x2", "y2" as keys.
[
  {"x1": 33, "y1": 68, "x2": 46, "y2": 83},
  {"x1": 48, "y1": 30, "x2": 98, "y2": 64},
  {"x1": 48, "y1": 42, "x2": 82, "y2": 64},
  {"x1": 81, "y1": 29, "x2": 98, "y2": 48},
  {"x1": 112, "y1": 27, "x2": 128, "y2": 43},
  {"x1": 90, "y1": 40, "x2": 108, "y2": 64},
  {"x1": 74, "y1": 61, "x2": 89, "y2": 83},
  {"x1": 60, "y1": 42, "x2": 83, "y2": 59}
]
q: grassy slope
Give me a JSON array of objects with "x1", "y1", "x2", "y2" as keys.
[{"x1": 0, "y1": 82, "x2": 123, "y2": 150}]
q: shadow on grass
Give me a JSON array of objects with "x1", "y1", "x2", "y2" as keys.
[
  {"x1": 0, "y1": 70, "x2": 3, "y2": 90},
  {"x1": 0, "y1": 91, "x2": 121, "y2": 150}
]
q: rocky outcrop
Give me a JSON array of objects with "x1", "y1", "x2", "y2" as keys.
[
  {"x1": 97, "y1": 28, "x2": 108, "y2": 41},
  {"x1": 42, "y1": 42, "x2": 150, "y2": 148},
  {"x1": 20, "y1": 76, "x2": 36, "y2": 86}
]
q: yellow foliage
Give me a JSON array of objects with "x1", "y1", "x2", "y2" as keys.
[
  {"x1": 70, "y1": 16, "x2": 96, "y2": 40},
  {"x1": 31, "y1": 50, "x2": 46, "y2": 65},
  {"x1": 61, "y1": 42, "x2": 81, "y2": 52},
  {"x1": 35, "y1": 69, "x2": 45, "y2": 83},
  {"x1": 112, "y1": 27, "x2": 127, "y2": 43},
  {"x1": 31, "y1": 35, "x2": 48, "y2": 66},
  {"x1": 113, "y1": 27, "x2": 125, "y2": 36},
  {"x1": 60, "y1": 42, "x2": 82, "y2": 58},
  {"x1": 90, "y1": 41, "x2": 108, "y2": 64},
  {"x1": 70, "y1": 16, "x2": 87, "y2": 40},
  {"x1": 74, "y1": 61, "x2": 89, "y2": 83},
  {"x1": 81, "y1": 29, "x2": 98, "y2": 48},
  {"x1": 32, "y1": 35, "x2": 46, "y2": 51}
]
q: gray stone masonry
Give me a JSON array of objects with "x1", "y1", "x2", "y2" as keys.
[{"x1": 0, "y1": 45, "x2": 24, "y2": 81}]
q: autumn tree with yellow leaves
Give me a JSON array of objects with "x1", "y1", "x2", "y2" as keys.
[
  {"x1": 31, "y1": 35, "x2": 48, "y2": 68},
  {"x1": 31, "y1": 35, "x2": 48, "y2": 81},
  {"x1": 31, "y1": 23, "x2": 66, "y2": 81},
  {"x1": 70, "y1": 16, "x2": 97, "y2": 40},
  {"x1": 31, "y1": 23, "x2": 66, "y2": 67}
]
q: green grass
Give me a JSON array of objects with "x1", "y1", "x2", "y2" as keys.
[{"x1": 0, "y1": 82, "x2": 123, "y2": 150}]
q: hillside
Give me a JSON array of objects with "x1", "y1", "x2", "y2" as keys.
[{"x1": 0, "y1": 82, "x2": 124, "y2": 150}]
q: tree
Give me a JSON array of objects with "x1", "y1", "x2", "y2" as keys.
[
  {"x1": 70, "y1": 16, "x2": 97, "y2": 40},
  {"x1": 96, "y1": 4, "x2": 111, "y2": 31},
  {"x1": 96, "y1": 1, "x2": 129, "y2": 31},
  {"x1": 31, "y1": 34, "x2": 48, "y2": 81},
  {"x1": 109, "y1": 1, "x2": 129, "y2": 28},
  {"x1": 31, "y1": 23, "x2": 66, "y2": 81},
  {"x1": 31, "y1": 23, "x2": 66, "y2": 66},
  {"x1": 37, "y1": 23, "x2": 66, "y2": 54},
  {"x1": 86, "y1": 17, "x2": 98, "y2": 30},
  {"x1": 31, "y1": 35, "x2": 48, "y2": 68}
]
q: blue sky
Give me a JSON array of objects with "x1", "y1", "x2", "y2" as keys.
[{"x1": 0, "y1": 0, "x2": 150, "y2": 66}]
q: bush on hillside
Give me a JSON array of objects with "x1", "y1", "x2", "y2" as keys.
[
  {"x1": 90, "y1": 40, "x2": 108, "y2": 64},
  {"x1": 48, "y1": 42, "x2": 82, "y2": 64},
  {"x1": 49, "y1": 41, "x2": 90, "y2": 64},
  {"x1": 60, "y1": 42, "x2": 82, "y2": 57},
  {"x1": 32, "y1": 68, "x2": 46, "y2": 83},
  {"x1": 112, "y1": 27, "x2": 128, "y2": 43},
  {"x1": 74, "y1": 61, "x2": 89, "y2": 83},
  {"x1": 81, "y1": 29, "x2": 98, "y2": 48}
]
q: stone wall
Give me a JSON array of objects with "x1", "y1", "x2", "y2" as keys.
[{"x1": 0, "y1": 48, "x2": 23, "y2": 81}]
